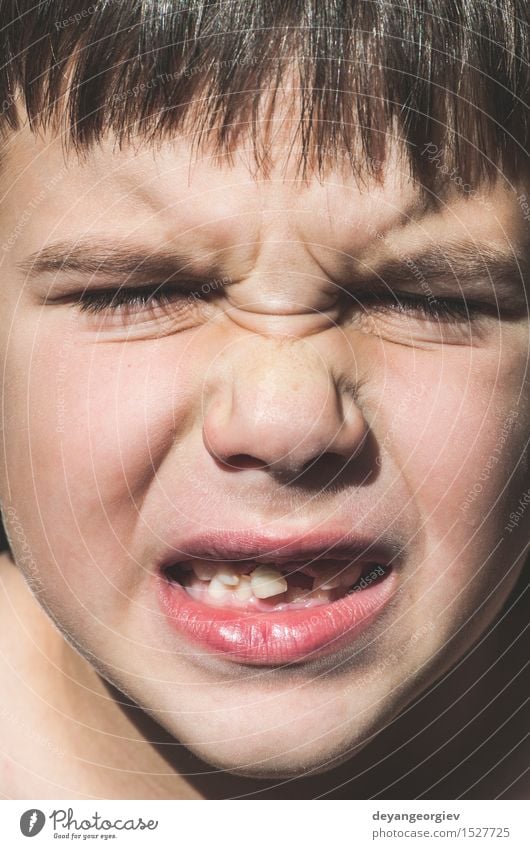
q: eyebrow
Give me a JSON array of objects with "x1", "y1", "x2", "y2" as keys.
[
  {"x1": 357, "y1": 240, "x2": 529, "y2": 304},
  {"x1": 18, "y1": 241, "x2": 224, "y2": 286},
  {"x1": 19, "y1": 237, "x2": 528, "y2": 307}
]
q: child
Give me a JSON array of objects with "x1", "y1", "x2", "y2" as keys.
[{"x1": 0, "y1": 0, "x2": 528, "y2": 799}]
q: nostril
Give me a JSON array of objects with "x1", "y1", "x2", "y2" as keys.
[
  {"x1": 299, "y1": 451, "x2": 349, "y2": 473},
  {"x1": 225, "y1": 454, "x2": 268, "y2": 470}
]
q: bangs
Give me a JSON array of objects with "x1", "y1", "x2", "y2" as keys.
[{"x1": 0, "y1": 0, "x2": 528, "y2": 190}]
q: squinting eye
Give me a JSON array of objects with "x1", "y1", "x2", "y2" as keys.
[
  {"x1": 75, "y1": 284, "x2": 205, "y2": 314},
  {"x1": 352, "y1": 291, "x2": 489, "y2": 322}
]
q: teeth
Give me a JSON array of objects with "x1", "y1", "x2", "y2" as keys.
[
  {"x1": 343, "y1": 563, "x2": 364, "y2": 585},
  {"x1": 207, "y1": 576, "x2": 228, "y2": 603},
  {"x1": 234, "y1": 574, "x2": 253, "y2": 602},
  {"x1": 179, "y1": 558, "x2": 373, "y2": 606},
  {"x1": 250, "y1": 565, "x2": 288, "y2": 599},
  {"x1": 309, "y1": 588, "x2": 336, "y2": 605},
  {"x1": 284, "y1": 585, "x2": 310, "y2": 604},
  {"x1": 216, "y1": 566, "x2": 240, "y2": 587}
]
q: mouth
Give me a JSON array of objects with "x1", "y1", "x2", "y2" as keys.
[{"x1": 157, "y1": 533, "x2": 398, "y2": 665}]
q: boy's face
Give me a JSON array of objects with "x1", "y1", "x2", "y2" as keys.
[{"x1": 1, "y1": 126, "x2": 528, "y2": 776}]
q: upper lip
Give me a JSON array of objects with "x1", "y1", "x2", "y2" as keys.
[{"x1": 158, "y1": 529, "x2": 399, "y2": 570}]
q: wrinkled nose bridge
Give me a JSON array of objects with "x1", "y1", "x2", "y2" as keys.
[
  {"x1": 202, "y1": 337, "x2": 366, "y2": 472},
  {"x1": 224, "y1": 301, "x2": 340, "y2": 338}
]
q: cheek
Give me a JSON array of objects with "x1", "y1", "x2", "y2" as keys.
[
  {"x1": 1, "y1": 326, "x2": 206, "y2": 574},
  {"x1": 378, "y1": 342, "x2": 529, "y2": 605},
  {"x1": 379, "y1": 343, "x2": 527, "y2": 504}
]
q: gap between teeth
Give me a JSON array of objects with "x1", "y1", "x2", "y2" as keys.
[{"x1": 179, "y1": 558, "x2": 368, "y2": 604}]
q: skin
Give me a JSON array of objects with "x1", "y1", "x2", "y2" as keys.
[{"x1": 0, "y1": 121, "x2": 528, "y2": 798}]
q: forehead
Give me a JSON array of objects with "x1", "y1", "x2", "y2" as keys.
[{"x1": 0, "y1": 125, "x2": 526, "y2": 271}]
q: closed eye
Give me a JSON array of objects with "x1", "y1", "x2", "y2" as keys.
[
  {"x1": 349, "y1": 290, "x2": 495, "y2": 322},
  {"x1": 75, "y1": 286, "x2": 492, "y2": 320},
  {"x1": 74, "y1": 283, "x2": 207, "y2": 314}
]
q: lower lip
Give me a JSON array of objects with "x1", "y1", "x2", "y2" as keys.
[{"x1": 158, "y1": 568, "x2": 397, "y2": 665}]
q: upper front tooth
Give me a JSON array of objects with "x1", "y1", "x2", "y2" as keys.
[{"x1": 250, "y1": 565, "x2": 288, "y2": 599}]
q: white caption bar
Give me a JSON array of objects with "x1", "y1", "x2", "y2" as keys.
[{"x1": 1, "y1": 799, "x2": 527, "y2": 848}]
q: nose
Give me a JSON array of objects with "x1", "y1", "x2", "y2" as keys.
[{"x1": 202, "y1": 339, "x2": 367, "y2": 475}]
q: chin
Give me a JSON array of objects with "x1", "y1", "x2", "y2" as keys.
[
  {"x1": 153, "y1": 704, "x2": 388, "y2": 781},
  {"x1": 182, "y1": 737, "x2": 356, "y2": 780}
]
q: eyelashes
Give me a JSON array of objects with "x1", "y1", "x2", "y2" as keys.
[
  {"x1": 75, "y1": 284, "x2": 200, "y2": 315},
  {"x1": 74, "y1": 283, "x2": 488, "y2": 325},
  {"x1": 351, "y1": 291, "x2": 486, "y2": 322}
]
